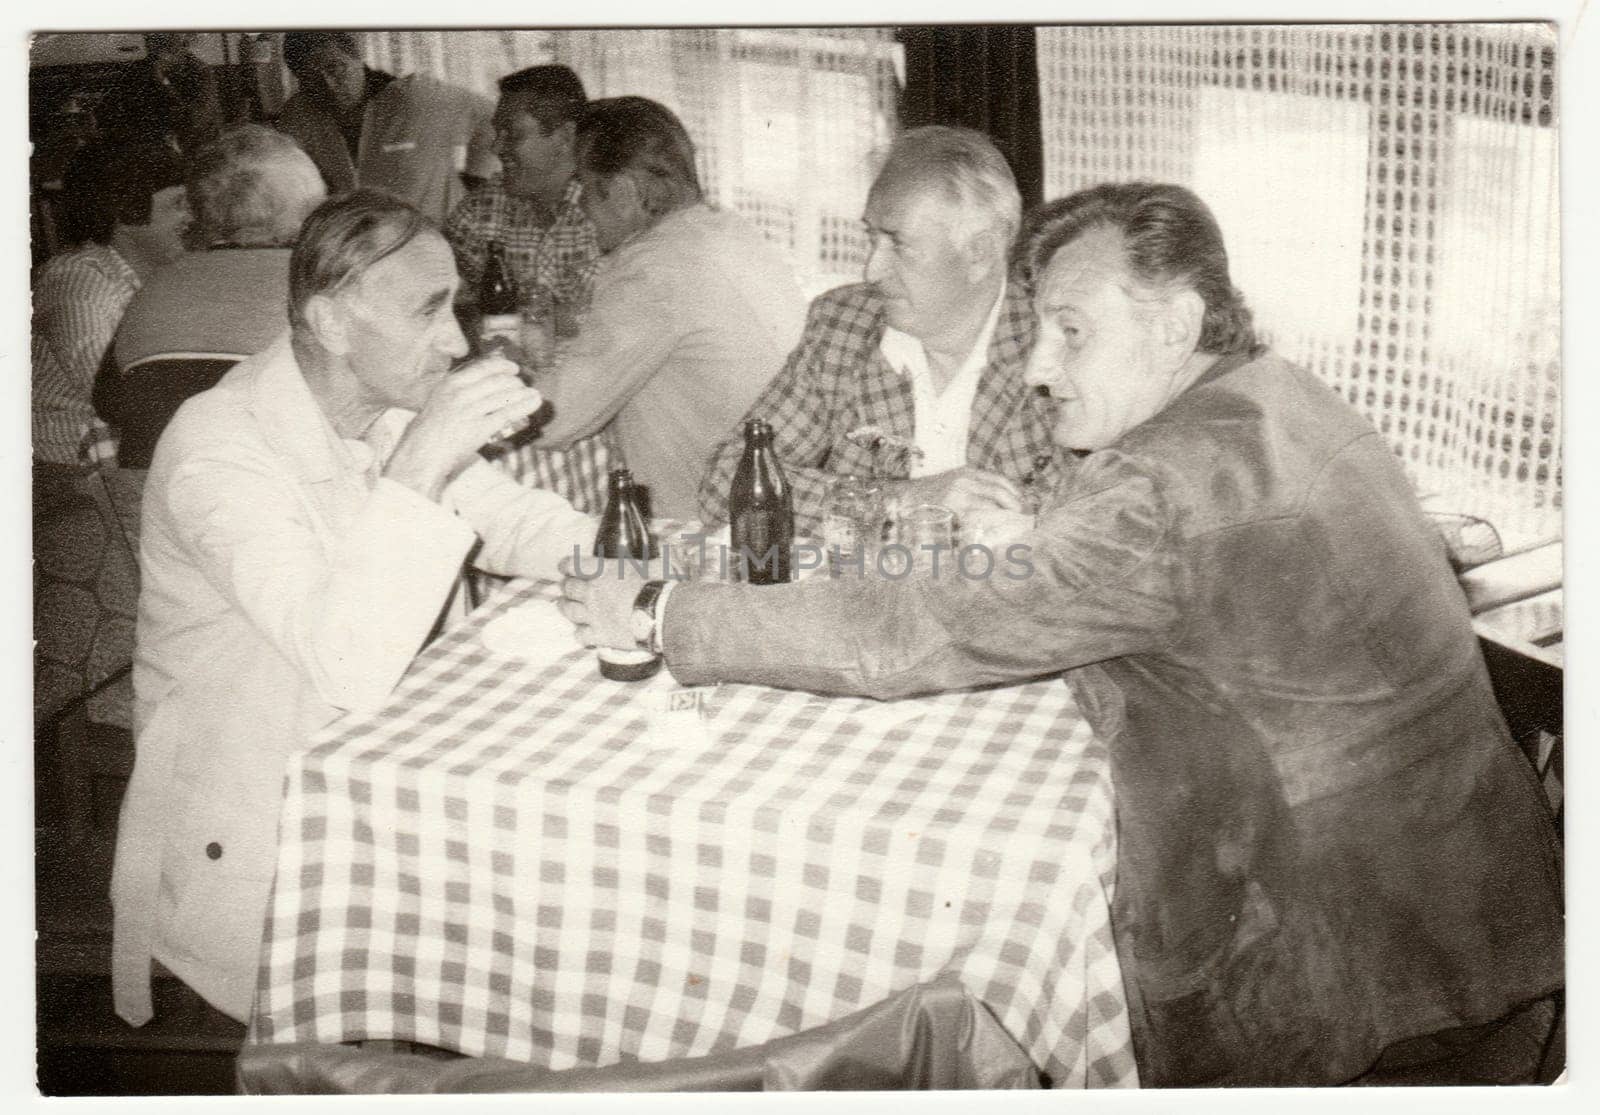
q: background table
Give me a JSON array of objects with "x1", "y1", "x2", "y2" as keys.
[{"x1": 248, "y1": 581, "x2": 1138, "y2": 1088}]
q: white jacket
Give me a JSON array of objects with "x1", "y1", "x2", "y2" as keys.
[{"x1": 112, "y1": 332, "x2": 593, "y2": 1024}]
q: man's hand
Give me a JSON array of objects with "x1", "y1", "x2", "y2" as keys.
[
  {"x1": 885, "y1": 466, "x2": 1023, "y2": 517},
  {"x1": 557, "y1": 555, "x2": 651, "y2": 651},
  {"x1": 383, "y1": 355, "x2": 543, "y2": 501}
]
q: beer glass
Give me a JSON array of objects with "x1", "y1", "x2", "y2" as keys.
[
  {"x1": 518, "y1": 290, "x2": 557, "y2": 377},
  {"x1": 822, "y1": 475, "x2": 884, "y2": 577},
  {"x1": 896, "y1": 504, "x2": 957, "y2": 579}
]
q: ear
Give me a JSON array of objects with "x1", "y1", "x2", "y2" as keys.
[
  {"x1": 304, "y1": 292, "x2": 351, "y2": 356},
  {"x1": 1162, "y1": 288, "x2": 1206, "y2": 354},
  {"x1": 552, "y1": 120, "x2": 577, "y2": 156},
  {"x1": 611, "y1": 171, "x2": 646, "y2": 214},
  {"x1": 962, "y1": 225, "x2": 1006, "y2": 283}
]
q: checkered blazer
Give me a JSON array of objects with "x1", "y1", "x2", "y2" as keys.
[{"x1": 697, "y1": 280, "x2": 1068, "y2": 534}]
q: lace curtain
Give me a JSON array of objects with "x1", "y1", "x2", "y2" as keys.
[
  {"x1": 1036, "y1": 24, "x2": 1561, "y2": 547},
  {"x1": 358, "y1": 28, "x2": 902, "y2": 298}
]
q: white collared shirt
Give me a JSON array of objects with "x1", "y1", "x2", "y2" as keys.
[{"x1": 876, "y1": 279, "x2": 1006, "y2": 477}]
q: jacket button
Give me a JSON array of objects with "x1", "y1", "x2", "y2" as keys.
[{"x1": 205, "y1": 842, "x2": 223, "y2": 860}]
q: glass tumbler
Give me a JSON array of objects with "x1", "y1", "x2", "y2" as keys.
[
  {"x1": 822, "y1": 476, "x2": 884, "y2": 577},
  {"x1": 895, "y1": 504, "x2": 957, "y2": 579}
]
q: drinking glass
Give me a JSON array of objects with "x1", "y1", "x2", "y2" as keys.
[
  {"x1": 896, "y1": 504, "x2": 957, "y2": 579},
  {"x1": 822, "y1": 475, "x2": 884, "y2": 576},
  {"x1": 518, "y1": 290, "x2": 557, "y2": 377}
]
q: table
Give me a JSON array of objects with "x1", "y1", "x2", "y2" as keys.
[
  {"x1": 487, "y1": 428, "x2": 611, "y2": 515},
  {"x1": 247, "y1": 581, "x2": 1138, "y2": 1088}
]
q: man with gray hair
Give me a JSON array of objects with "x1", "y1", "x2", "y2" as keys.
[
  {"x1": 112, "y1": 124, "x2": 328, "y2": 374},
  {"x1": 698, "y1": 125, "x2": 1066, "y2": 535},
  {"x1": 111, "y1": 189, "x2": 594, "y2": 1027}
]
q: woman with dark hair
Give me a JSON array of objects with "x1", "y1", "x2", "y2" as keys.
[{"x1": 31, "y1": 139, "x2": 190, "y2": 465}]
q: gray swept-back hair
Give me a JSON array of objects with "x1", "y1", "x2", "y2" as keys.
[
  {"x1": 871, "y1": 125, "x2": 1022, "y2": 248},
  {"x1": 188, "y1": 125, "x2": 326, "y2": 248}
]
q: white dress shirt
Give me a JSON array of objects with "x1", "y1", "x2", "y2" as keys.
[{"x1": 876, "y1": 279, "x2": 1006, "y2": 477}]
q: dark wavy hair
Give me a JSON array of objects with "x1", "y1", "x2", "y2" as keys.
[
  {"x1": 1021, "y1": 182, "x2": 1258, "y2": 357},
  {"x1": 498, "y1": 64, "x2": 587, "y2": 130},
  {"x1": 576, "y1": 96, "x2": 702, "y2": 216},
  {"x1": 288, "y1": 188, "x2": 430, "y2": 333},
  {"x1": 280, "y1": 30, "x2": 362, "y2": 75},
  {"x1": 62, "y1": 138, "x2": 187, "y2": 245}
]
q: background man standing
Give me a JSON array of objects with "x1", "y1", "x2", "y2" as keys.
[{"x1": 278, "y1": 31, "x2": 496, "y2": 223}]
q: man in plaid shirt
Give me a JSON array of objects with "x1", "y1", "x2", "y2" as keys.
[
  {"x1": 698, "y1": 126, "x2": 1067, "y2": 536},
  {"x1": 444, "y1": 64, "x2": 600, "y2": 320}
]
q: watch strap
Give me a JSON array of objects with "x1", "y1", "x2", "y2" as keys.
[{"x1": 632, "y1": 579, "x2": 669, "y2": 652}]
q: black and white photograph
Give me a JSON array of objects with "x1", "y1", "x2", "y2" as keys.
[{"x1": 13, "y1": 2, "x2": 1588, "y2": 1104}]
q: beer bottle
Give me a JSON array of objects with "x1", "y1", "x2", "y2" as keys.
[
  {"x1": 728, "y1": 419, "x2": 794, "y2": 585},
  {"x1": 594, "y1": 469, "x2": 662, "y2": 682},
  {"x1": 478, "y1": 240, "x2": 521, "y2": 356}
]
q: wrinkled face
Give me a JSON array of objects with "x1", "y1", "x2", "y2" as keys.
[
  {"x1": 861, "y1": 180, "x2": 986, "y2": 340},
  {"x1": 1023, "y1": 224, "x2": 1176, "y2": 451},
  {"x1": 124, "y1": 184, "x2": 192, "y2": 265},
  {"x1": 303, "y1": 43, "x2": 367, "y2": 114},
  {"x1": 493, "y1": 94, "x2": 572, "y2": 202},
  {"x1": 577, "y1": 165, "x2": 649, "y2": 253},
  {"x1": 331, "y1": 230, "x2": 470, "y2": 414}
]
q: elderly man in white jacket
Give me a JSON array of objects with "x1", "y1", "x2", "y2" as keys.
[{"x1": 111, "y1": 189, "x2": 594, "y2": 1026}]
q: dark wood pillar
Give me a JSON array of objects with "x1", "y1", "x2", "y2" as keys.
[{"x1": 895, "y1": 25, "x2": 1045, "y2": 212}]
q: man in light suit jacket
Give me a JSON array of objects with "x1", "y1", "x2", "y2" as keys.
[{"x1": 111, "y1": 189, "x2": 593, "y2": 1026}]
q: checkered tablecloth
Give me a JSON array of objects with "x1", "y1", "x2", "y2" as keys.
[
  {"x1": 248, "y1": 581, "x2": 1138, "y2": 1088},
  {"x1": 488, "y1": 429, "x2": 611, "y2": 515}
]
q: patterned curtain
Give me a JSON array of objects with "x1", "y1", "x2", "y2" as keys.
[
  {"x1": 357, "y1": 28, "x2": 902, "y2": 299},
  {"x1": 1036, "y1": 24, "x2": 1561, "y2": 547}
]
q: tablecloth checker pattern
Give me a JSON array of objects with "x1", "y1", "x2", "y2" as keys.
[
  {"x1": 251, "y1": 582, "x2": 1138, "y2": 1088},
  {"x1": 491, "y1": 429, "x2": 611, "y2": 515}
]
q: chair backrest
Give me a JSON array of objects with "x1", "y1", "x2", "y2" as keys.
[{"x1": 109, "y1": 357, "x2": 238, "y2": 469}]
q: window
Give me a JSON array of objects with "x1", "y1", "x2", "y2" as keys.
[
  {"x1": 1037, "y1": 24, "x2": 1561, "y2": 547},
  {"x1": 359, "y1": 28, "x2": 901, "y2": 299}
]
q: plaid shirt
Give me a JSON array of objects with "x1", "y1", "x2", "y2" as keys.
[
  {"x1": 443, "y1": 177, "x2": 600, "y2": 310},
  {"x1": 697, "y1": 281, "x2": 1070, "y2": 534}
]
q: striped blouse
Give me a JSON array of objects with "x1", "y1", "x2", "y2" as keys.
[{"x1": 32, "y1": 243, "x2": 141, "y2": 464}]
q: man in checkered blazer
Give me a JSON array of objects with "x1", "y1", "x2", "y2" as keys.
[{"x1": 697, "y1": 127, "x2": 1068, "y2": 536}]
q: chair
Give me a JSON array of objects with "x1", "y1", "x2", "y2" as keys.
[
  {"x1": 34, "y1": 463, "x2": 147, "y2": 842},
  {"x1": 236, "y1": 973, "x2": 1042, "y2": 1093},
  {"x1": 98, "y1": 355, "x2": 238, "y2": 470}
]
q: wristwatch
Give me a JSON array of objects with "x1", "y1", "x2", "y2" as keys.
[{"x1": 629, "y1": 580, "x2": 670, "y2": 653}]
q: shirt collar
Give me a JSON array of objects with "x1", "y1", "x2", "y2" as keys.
[{"x1": 879, "y1": 277, "x2": 1007, "y2": 382}]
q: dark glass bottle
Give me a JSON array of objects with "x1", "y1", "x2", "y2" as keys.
[
  {"x1": 728, "y1": 419, "x2": 794, "y2": 585},
  {"x1": 478, "y1": 240, "x2": 521, "y2": 353},
  {"x1": 594, "y1": 469, "x2": 661, "y2": 682}
]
